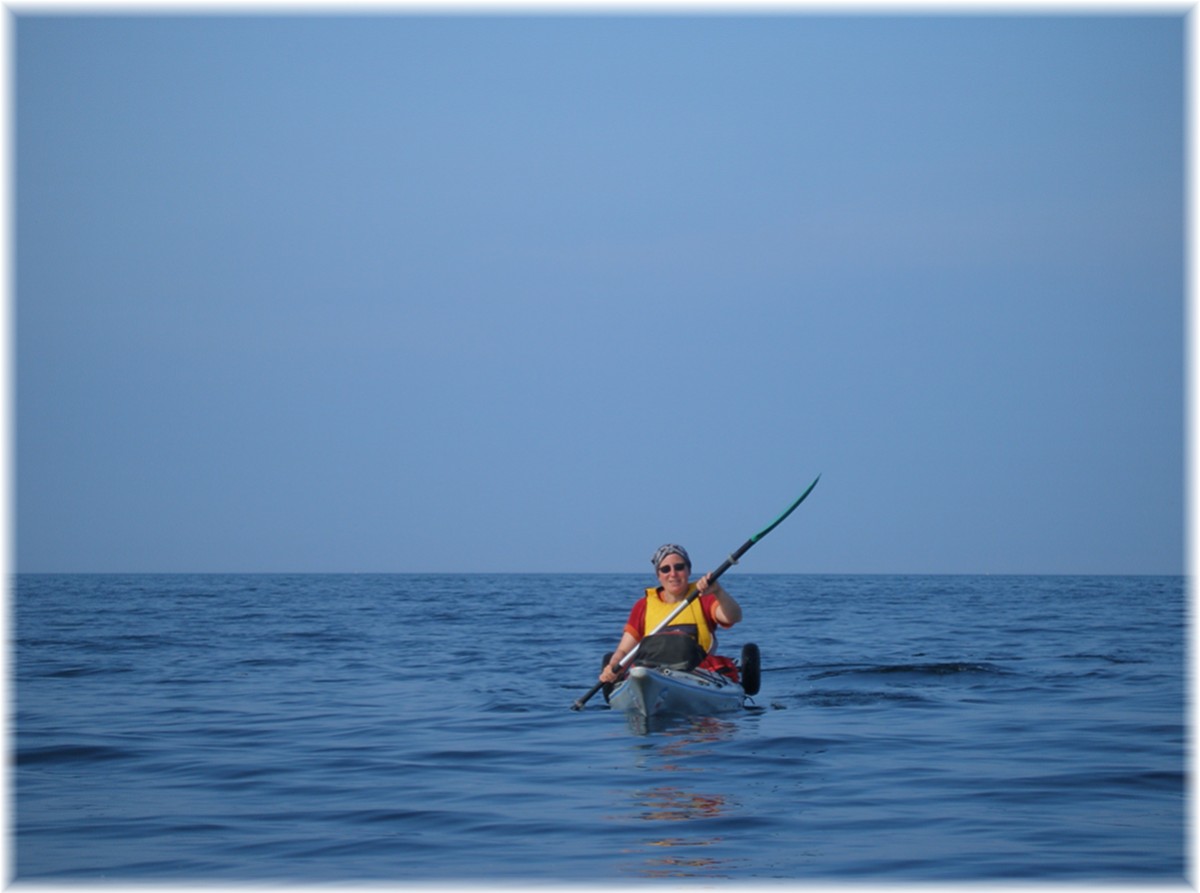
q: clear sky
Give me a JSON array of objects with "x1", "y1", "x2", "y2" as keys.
[{"x1": 14, "y1": 10, "x2": 1186, "y2": 574}]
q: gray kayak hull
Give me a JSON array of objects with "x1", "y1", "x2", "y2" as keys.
[{"x1": 607, "y1": 664, "x2": 746, "y2": 717}]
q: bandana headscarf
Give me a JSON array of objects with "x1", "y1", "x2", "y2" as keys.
[{"x1": 651, "y1": 544, "x2": 691, "y2": 570}]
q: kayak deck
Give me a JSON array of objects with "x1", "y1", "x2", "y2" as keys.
[{"x1": 607, "y1": 664, "x2": 746, "y2": 717}]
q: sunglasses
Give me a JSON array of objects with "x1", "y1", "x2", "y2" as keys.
[{"x1": 658, "y1": 562, "x2": 689, "y2": 575}]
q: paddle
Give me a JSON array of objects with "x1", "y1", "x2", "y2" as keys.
[{"x1": 570, "y1": 474, "x2": 821, "y2": 711}]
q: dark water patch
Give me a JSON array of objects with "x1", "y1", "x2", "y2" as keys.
[
  {"x1": 795, "y1": 688, "x2": 930, "y2": 708},
  {"x1": 812, "y1": 661, "x2": 1009, "y2": 679},
  {"x1": 984, "y1": 768, "x2": 1187, "y2": 800},
  {"x1": 16, "y1": 743, "x2": 143, "y2": 766},
  {"x1": 39, "y1": 664, "x2": 134, "y2": 678},
  {"x1": 1066, "y1": 651, "x2": 1150, "y2": 664}
]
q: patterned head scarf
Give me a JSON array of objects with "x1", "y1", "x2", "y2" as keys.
[{"x1": 651, "y1": 544, "x2": 691, "y2": 570}]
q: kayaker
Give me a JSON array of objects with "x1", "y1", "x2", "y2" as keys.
[{"x1": 598, "y1": 544, "x2": 743, "y2": 684}]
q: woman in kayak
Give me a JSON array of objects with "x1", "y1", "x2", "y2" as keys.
[{"x1": 598, "y1": 544, "x2": 743, "y2": 684}]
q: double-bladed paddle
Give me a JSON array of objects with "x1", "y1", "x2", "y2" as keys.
[{"x1": 570, "y1": 474, "x2": 821, "y2": 711}]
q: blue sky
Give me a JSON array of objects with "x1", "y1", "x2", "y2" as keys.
[{"x1": 14, "y1": 12, "x2": 1185, "y2": 574}]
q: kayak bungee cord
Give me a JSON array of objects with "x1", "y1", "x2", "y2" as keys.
[{"x1": 570, "y1": 474, "x2": 821, "y2": 711}]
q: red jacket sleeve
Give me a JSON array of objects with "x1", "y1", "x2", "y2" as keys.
[
  {"x1": 700, "y1": 593, "x2": 732, "y2": 629},
  {"x1": 623, "y1": 599, "x2": 647, "y2": 641}
]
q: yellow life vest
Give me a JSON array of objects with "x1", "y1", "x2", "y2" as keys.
[{"x1": 643, "y1": 585, "x2": 714, "y2": 654}]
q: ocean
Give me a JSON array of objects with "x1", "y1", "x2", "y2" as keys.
[{"x1": 12, "y1": 573, "x2": 1187, "y2": 883}]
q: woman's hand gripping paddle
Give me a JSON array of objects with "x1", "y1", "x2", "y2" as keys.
[{"x1": 570, "y1": 474, "x2": 821, "y2": 711}]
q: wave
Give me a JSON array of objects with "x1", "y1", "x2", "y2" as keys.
[
  {"x1": 808, "y1": 661, "x2": 1011, "y2": 681},
  {"x1": 1065, "y1": 651, "x2": 1149, "y2": 665},
  {"x1": 17, "y1": 743, "x2": 143, "y2": 766},
  {"x1": 792, "y1": 689, "x2": 930, "y2": 708}
]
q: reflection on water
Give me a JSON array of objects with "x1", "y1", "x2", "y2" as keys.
[
  {"x1": 624, "y1": 711, "x2": 740, "y2": 738},
  {"x1": 618, "y1": 714, "x2": 743, "y2": 878},
  {"x1": 637, "y1": 837, "x2": 729, "y2": 878},
  {"x1": 635, "y1": 785, "x2": 727, "y2": 821}
]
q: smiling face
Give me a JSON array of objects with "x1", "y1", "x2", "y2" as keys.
[{"x1": 656, "y1": 553, "x2": 691, "y2": 599}]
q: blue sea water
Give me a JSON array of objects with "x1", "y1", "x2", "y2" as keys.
[{"x1": 12, "y1": 573, "x2": 1187, "y2": 883}]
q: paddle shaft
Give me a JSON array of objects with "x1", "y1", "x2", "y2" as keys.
[{"x1": 570, "y1": 475, "x2": 820, "y2": 711}]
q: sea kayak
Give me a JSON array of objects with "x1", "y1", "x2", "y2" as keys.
[{"x1": 607, "y1": 664, "x2": 747, "y2": 717}]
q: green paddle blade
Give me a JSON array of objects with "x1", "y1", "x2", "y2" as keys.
[{"x1": 750, "y1": 474, "x2": 821, "y2": 544}]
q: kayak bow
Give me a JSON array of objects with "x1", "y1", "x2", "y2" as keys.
[{"x1": 607, "y1": 665, "x2": 746, "y2": 717}]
